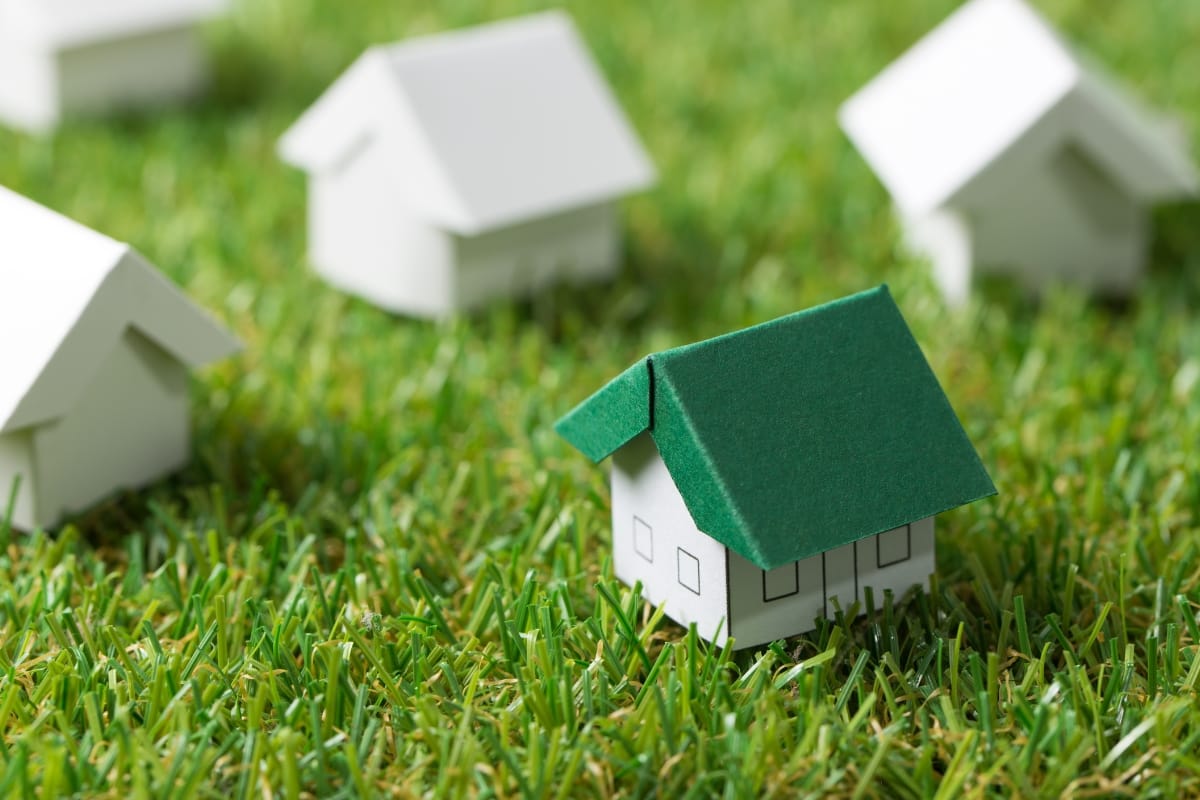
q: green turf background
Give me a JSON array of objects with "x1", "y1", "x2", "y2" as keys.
[{"x1": 1, "y1": 0, "x2": 1199, "y2": 796}]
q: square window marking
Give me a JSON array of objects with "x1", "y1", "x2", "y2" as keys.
[
  {"x1": 633, "y1": 516, "x2": 653, "y2": 563},
  {"x1": 677, "y1": 548, "x2": 701, "y2": 595},
  {"x1": 876, "y1": 525, "x2": 911, "y2": 569},
  {"x1": 762, "y1": 562, "x2": 800, "y2": 602}
]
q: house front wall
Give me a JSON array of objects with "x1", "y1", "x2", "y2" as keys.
[
  {"x1": 453, "y1": 202, "x2": 620, "y2": 309},
  {"x1": 309, "y1": 136, "x2": 457, "y2": 318},
  {"x1": 611, "y1": 433, "x2": 730, "y2": 646},
  {"x1": 726, "y1": 518, "x2": 936, "y2": 650},
  {"x1": 56, "y1": 26, "x2": 210, "y2": 117},
  {"x1": 32, "y1": 328, "x2": 191, "y2": 528},
  {"x1": 0, "y1": 431, "x2": 37, "y2": 531}
]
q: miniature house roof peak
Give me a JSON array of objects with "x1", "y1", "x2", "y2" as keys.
[
  {"x1": 0, "y1": 0, "x2": 227, "y2": 50},
  {"x1": 0, "y1": 186, "x2": 240, "y2": 433},
  {"x1": 556, "y1": 286, "x2": 996, "y2": 570},
  {"x1": 278, "y1": 11, "x2": 656, "y2": 235},
  {"x1": 839, "y1": 0, "x2": 1198, "y2": 217}
]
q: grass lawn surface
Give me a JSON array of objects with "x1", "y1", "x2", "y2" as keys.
[{"x1": 3, "y1": 1, "x2": 1200, "y2": 797}]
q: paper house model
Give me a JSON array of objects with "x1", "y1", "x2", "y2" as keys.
[
  {"x1": 0, "y1": 186, "x2": 240, "y2": 531},
  {"x1": 0, "y1": 0, "x2": 226, "y2": 132},
  {"x1": 556, "y1": 287, "x2": 995, "y2": 650},
  {"x1": 278, "y1": 11, "x2": 656, "y2": 318},
  {"x1": 840, "y1": 0, "x2": 1198, "y2": 305}
]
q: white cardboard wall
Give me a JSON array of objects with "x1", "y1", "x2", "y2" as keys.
[
  {"x1": 33, "y1": 328, "x2": 190, "y2": 527},
  {"x1": 726, "y1": 520, "x2": 937, "y2": 650},
  {"x1": 0, "y1": 431, "x2": 36, "y2": 531},
  {"x1": 309, "y1": 148, "x2": 457, "y2": 317},
  {"x1": 57, "y1": 26, "x2": 209, "y2": 117},
  {"x1": 0, "y1": 33, "x2": 57, "y2": 131},
  {"x1": 611, "y1": 433, "x2": 730, "y2": 646},
  {"x1": 454, "y1": 202, "x2": 619, "y2": 310}
]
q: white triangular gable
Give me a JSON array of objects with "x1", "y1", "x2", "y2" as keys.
[{"x1": 0, "y1": 187, "x2": 240, "y2": 432}]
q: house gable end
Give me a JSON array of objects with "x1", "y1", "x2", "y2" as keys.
[
  {"x1": 946, "y1": 88, "x2": 1193, "y2": 227},
  {"x1": 279, "y1": 48, "x2": 475, "y2": 232},
  {"x1": 1063, "y1": 76, "x2": 1199, "y2": 202},
  {"x1": 1, "y1": 251, "x2": 238, "y2": 433},
  {"x1": 1049, "y1": 142, "x2": 1139, "y2": 235},
  {"x1": 121, "y1": 250, "x2": 241, "y2": 369},
  {"x1": 554, "y1": 359, "x2": 651, "y2": 464},
  {"x1": 31, "y1": 326, "x2": 190, "y2": 527}
]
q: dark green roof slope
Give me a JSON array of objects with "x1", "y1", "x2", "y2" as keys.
[{"x1": 555, "y1": 286, "x2": 996, "y2": 570}]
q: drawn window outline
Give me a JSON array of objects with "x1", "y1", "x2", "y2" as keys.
[
  {"x1": 876, "y1": 524, "x2": 912, "y2": 569},
  {"x1": 762, "y1": 562, "x2": 800, "y2": 602},
  {"x1": 633, "y1": 516, "x2": 653, "y2": 563},
  {"x1": 677, "y1": 548, "x2": 701, "y2": 595}
]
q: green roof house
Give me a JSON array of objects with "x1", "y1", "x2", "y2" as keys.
[{"x1": 556, "y1": 286, "x2": 995, "y2": 649}]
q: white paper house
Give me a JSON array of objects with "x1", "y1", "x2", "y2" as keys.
[
  {"x1": 840, "y1": 0, "x2": 1199, "y2": 305},
  {"x1": 278, "y1": 11, "x2": 656, "y2": 318},
  {"x1": 0, "y1": 186, "x2": 240, "y2": 531},
  {"x1": 0, "y1": 0, "x2": 227, "y2": 132}
]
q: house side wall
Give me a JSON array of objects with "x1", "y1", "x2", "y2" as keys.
[
  {"x1": 33, "y1": 329, "x2": 190, "y2": 527},
  {"x1": 308, "y1": 138, "x2": 457, "y2": 317},
  {"x1": 611, "y1": 433, "x2": 730, "y2": 647},
  {"x1": 0, "y1": 34, "x2": 58, "y2": 131},
  {"x1": 0, "y1": 431, "x2": 37, "y2": 531},
  {"x1": 56, "y1": 26, "x2": 210, "y2": 116},
  {"x1": 453, "y1": 202, "x2": 620, "y2": 310},
  {"x1": 860, "y1": 516, "x2": 936, "y2": 609},
  {"x1": 726, "y1": 517, "x2": 936, "y2": 650}
]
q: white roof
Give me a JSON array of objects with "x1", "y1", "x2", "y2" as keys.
[
  {"x1": 0, "y1": 0, "x2": 226, "y2": 50},
  {"x1": 279, "y1": 11, "x2": 656, "y2": 235},
  {"x1": 0, "y1": 186, "x2": 240, "y2": 433},
  {"x1": 840, "y1": 0, "x2": 1198, "y2": 216}
]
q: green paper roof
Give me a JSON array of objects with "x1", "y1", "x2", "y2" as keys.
[{"x1": 555, "y1": 286, "x2": 996, "y2": 570}]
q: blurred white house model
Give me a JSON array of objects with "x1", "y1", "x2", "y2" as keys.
[
  {"x1": 0, "y1": 186, "x2": 240, "y2": 531},
  {"x1": 278, "y1": 11, "x2": 656, "y2": 318},
  {"x1": 0, "y1": 0, "x2": 227, "y2": 132},
  {"x1": 840, "y1": 0, "x2": 1198, "y2": 305}
]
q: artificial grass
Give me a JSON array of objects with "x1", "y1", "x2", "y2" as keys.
[{"x1": 2, "y1": 0, "x2": 1200, "y2": 796}]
